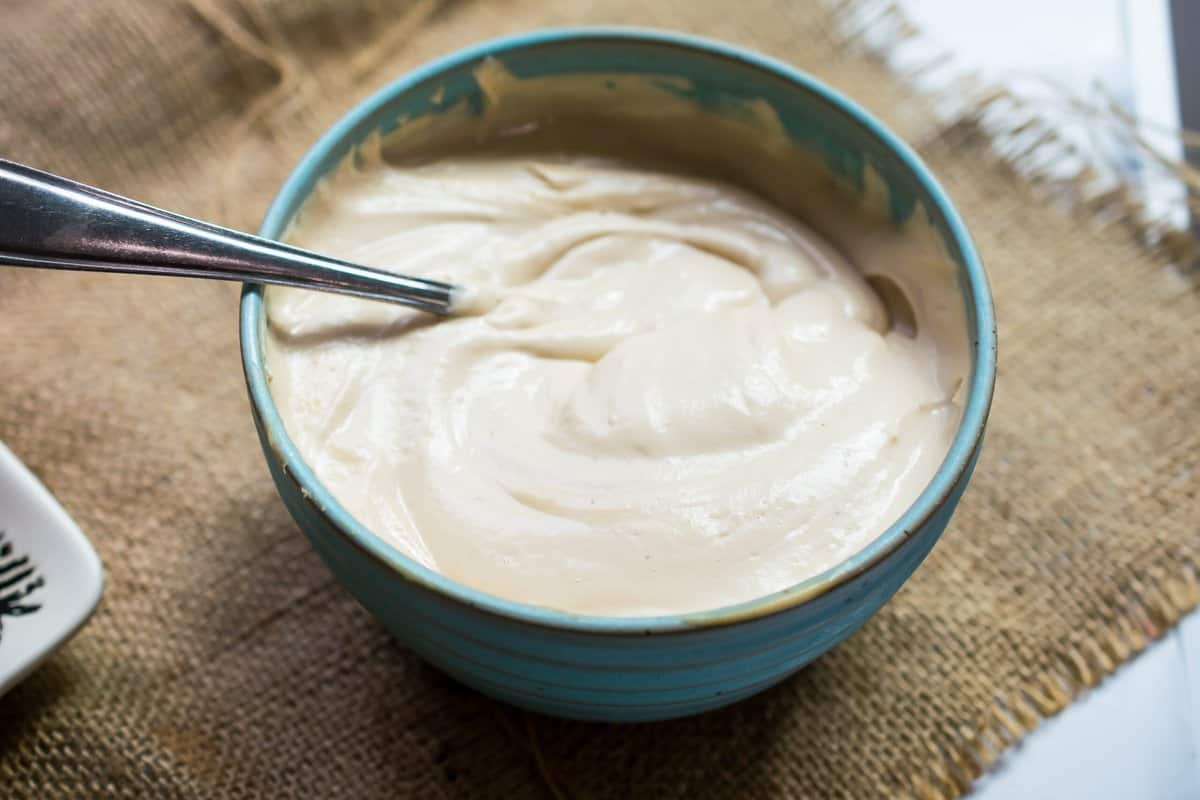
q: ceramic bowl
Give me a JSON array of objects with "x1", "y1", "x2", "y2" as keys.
[{"x1": 240, "y1": 28, "x2": 996, "y2": 722}]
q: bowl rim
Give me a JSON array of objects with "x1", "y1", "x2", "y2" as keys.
[{"x1": 239, "y1": 26, "x2": 997, "y2": 635}]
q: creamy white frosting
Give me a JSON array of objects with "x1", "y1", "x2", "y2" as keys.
[{"x1": 264, "y1": 139, "x2": 963, "y2": 616}]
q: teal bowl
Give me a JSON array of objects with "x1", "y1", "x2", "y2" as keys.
[{"x1": 240, "y1": 28, "x2": 996, "y2": 722}]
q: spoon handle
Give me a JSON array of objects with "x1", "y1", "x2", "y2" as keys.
[{"x1": 0, "y1": 159, "x2": 456, "y2": 315}]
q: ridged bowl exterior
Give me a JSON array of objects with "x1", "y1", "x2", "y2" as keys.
[{"x1": 240, "y1": 29, "x2": 996, "y2": 722}]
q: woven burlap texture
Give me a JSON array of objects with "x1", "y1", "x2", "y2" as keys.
[{"x1": 2, "y1": 1, "x2": 1198, "y2": 798}]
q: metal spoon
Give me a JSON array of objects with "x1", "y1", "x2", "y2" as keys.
[{"x1": 0, "y1": 159, "x2": 457, "y2": 315}]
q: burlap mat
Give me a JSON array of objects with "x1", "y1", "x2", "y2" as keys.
[{"x1": 2, "y1": 1, "x2": 1197, "y2": 797}]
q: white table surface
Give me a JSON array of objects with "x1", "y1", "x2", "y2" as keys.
[{"x1": 896, "y1": 1, "x2": 1198, "y2": 796}]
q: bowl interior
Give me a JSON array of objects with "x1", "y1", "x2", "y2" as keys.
[{"x1": 240, "y1": 28, "x2": 996, "y2": 633}]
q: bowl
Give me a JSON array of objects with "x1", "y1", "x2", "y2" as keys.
[{"x1": 239, "y1": 28, "x2": 996, "y2": 722}]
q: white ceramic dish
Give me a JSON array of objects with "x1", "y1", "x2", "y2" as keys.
[{"x1": 0, "y1": 441, "x2": 102, "y2": 696}]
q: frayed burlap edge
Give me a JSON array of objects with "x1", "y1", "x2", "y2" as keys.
[
  {"x1": 833, "y1": 2, "x2": 1200, "y2": 797},
  {"x1": 904, "y1": 568, "x2": 1200, "y2": 799},
  {"x1": 835, "y1": 0, "x2": 1200, "y2": 272}
]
